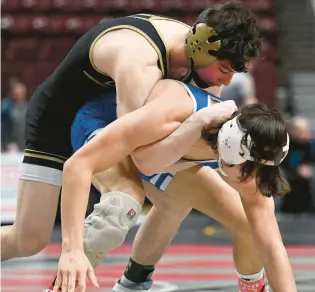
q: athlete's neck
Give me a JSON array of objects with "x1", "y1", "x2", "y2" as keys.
[{"x1": 168, "y1": 34, "x2": 190, "y2": 69}]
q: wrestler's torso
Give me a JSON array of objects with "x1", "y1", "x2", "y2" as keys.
[
  {"x1": 26, "y1": 14, "x2": 193, "y2": 142},
  {"x1": 139, "y1": 83, "x2": 222, "y2": 191},
  {"x1": 164, "y1": 83, "x2": 221, "y2": 172},
  {"x1": 72, "y1": 81, "x2": 222, "y2": 173}
]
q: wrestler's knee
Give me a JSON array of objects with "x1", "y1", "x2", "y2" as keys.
[
  {"x1": 83, "y1": 191, "x2": 142, "y2": 266},
  {"x1": 11, "y1": 224, "x2": 50, "y2": 257},
  {"x1": 155, "y1": 194, "x2": 191, "y2": 220},
  {"x1": 145, "y1": 183, "x2": 191, "y2": 219},
  {"x1": 230, "y1": 218, "x2": 252, "y2": 239}
]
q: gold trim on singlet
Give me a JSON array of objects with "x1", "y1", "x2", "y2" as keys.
[
  {"x1": 129, "y1": 15, "x2": 151, "y2": 21},
  {"x1": 89, "y1": 24, "x2": 166, "y2": 78},
  {"x1": 148, "y1": 15, "x2": 190, "y2": 29},
  {"x1": 83, "y1": 70, "x2": 108, "y2": 87},
  {"x1": 24, "y1": 149, "x2": 67, "y2": 164},
  {"x1": 147, "y1": 17, "x2": 170, "y2": 76},
  {"x1": 136, "y1": 14, "x2": 192, "y2": 82},
  {"x1": 25, "y1": 153, "x2": 65, "y2": 164},
  {"x1": 127, "y1": 15, "x2": 169, "y2": 75},
  {"x1": 151, "y1": 16, "x2": 192, "y2": 82}
]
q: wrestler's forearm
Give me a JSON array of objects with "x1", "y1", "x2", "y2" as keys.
[
  {"x1": 60, "y1": 161, "x2": 92, "y2": 251},
  {"x1": 132, "y1": 113, "x2": 204, "y2": 175},
  {"x1": 256, "y1": 240, "x2": 296, "y2": 291},
  {"x1": 238, "y1": 190, "x2": 297, "y2": 292}
]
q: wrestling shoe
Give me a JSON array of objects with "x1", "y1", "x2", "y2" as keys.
[{"x1": 112, "y1": 279, "x2": 152, "y2": 291}]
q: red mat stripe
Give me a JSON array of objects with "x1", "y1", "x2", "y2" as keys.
[
  {"x1": 40, "y1": 244, "x2": 315, "y2": 256},
  {"x1": 2, "y1": 273, "x2": 237, "y2": 287},
  {"x1": 4, "y1": 262, "x2": 315, "y2": 274}
]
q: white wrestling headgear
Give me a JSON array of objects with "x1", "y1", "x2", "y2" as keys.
[{"x1": 217, "y1": 116, "x2": 290, "y2": 176}]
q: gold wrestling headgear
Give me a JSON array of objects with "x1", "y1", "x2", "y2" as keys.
[{"x1": 184, "y1": 23, "x2": 221, "y2": 69}]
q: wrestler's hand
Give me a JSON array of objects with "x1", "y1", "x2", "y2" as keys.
[
  {"x1": 53, "y1": 250, "x2": 99, "y2": 292},
  {"x1": 197, "y1": 100, "x2": 237, "y2": 129}
]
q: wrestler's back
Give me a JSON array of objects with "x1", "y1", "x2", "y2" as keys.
[
  {"x1": 26, "y1": 14, "x2": 195, "y2": 160},
  {"x1": 93, "y1": 17, "x2": 191, "y2": 81}
]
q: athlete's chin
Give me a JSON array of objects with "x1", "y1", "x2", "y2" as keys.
[
  {"x1": 208, "y1": 82, "x2": 222, "y2": 87},
  {"x1": 203, "y1": 82, "x2": 219, "y2": 89}
]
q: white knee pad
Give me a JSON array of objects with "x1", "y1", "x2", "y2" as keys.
[{"x1": 83, "y1": 191, "x2": 142, "y2": 267}]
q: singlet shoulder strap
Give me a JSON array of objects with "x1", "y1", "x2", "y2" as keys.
[{"x1": 128, "y1": 14, "x2": 169, "y2": 77}]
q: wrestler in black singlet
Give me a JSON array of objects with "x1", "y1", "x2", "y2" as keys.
[{"x1": 24, "y1": 14, "x2": 193, "y2": 171}]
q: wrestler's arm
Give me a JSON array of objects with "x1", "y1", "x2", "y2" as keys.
[
  {"x1": 92, "y1": 36, "x2": 162, "y2": 117},
  {"x1": 131, "y1": 86, "x2": 230, "y2": 175},
  {"x1": 93, "y1": 30, "x2": 222, "y2": 118},
  {"x1": 61, "y1": 80, "x2": 196, "y2": 251},
  {"x1": 233, "y1": 182, "x2": 297, "y2": 292},
  {"x1": 93, "y1": 39, "x2": 228, "y2": 174}
]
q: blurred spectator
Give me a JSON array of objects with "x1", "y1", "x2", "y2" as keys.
[
  {"x1": 1, "y1": 78, "x2": 28, "y2": 152},
  {"x1": 281, "y1": 117, "x2": 315, "y2": 213},
  {"x1": 221, "y1": 72, "x2": 258, "y2": 107}
]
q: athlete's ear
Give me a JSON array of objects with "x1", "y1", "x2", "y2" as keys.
[{"x1": 240, "y1": 174, "x2": 255, "y2": 185}]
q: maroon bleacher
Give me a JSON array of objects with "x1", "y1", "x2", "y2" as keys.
[
  {"x1": 2, "y1": 0, "x2": 275, "y2": 13},
  {"x1": 38, "y1": 38, "x2": 76, "y2": 61},
  {"x1": 1, "y1": 0, "x2": 278, "y2": 103},
  {"x1": 1, "y1": 0, "x2": 21, "y2": 11},
  {"x1": 19, "y1": 0, "x2": 52, "y2": 11},
  {"x1": 4, "y1": 38, "x2": 39, "y2": 61},
  {"x1": 243, "y1": 0, "x2": 274, "y2": 13}
]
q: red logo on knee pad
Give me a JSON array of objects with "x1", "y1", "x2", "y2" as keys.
[{"x1": 126, "y1": 208, "x2": 137, "y2": 220}]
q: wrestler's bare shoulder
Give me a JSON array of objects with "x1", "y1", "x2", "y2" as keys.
[
  {"x1": 95, "y1": 18, "x2": 189, "y2": 59},
  {"x1": 145, "y1": 80, "x2": 194, "y2": 119},
  {"x1": 91, "y1": 19, "x2": 190, "y2": 77}
]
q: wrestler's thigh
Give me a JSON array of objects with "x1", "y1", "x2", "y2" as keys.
[
  {"x1": 165, "y1": 166, "x2": 249, "y2": 233},
  {"x1": 142, "y1": 180, "x2": 192, "y2": 216},
  {"x1": 92, "y1": 156, "x2": 145, "y2": 204}
]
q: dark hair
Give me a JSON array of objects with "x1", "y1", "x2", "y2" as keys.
[
  {"x1": 196, "y1": 1, "x2": 261, "y2": 72},
  {"x1": 203, "y1": 103, "x2": 290, "y2": 197}
]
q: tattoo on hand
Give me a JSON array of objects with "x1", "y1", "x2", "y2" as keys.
[{"x1": 69, "y1": 257, "x2": 76, "y2": 263}]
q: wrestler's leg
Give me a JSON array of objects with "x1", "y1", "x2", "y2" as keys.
[
  {"x1": 83, "y1": 156, "x2": 145, "y2": 267},
  {"x1": 123, "y1": 166, "x2": 262, "y2": 274},
  {"x1": 115, "y1": 181, "x2": 191, "y2": 290},
  {"x1": 168, "y1": 166, "x2": 262, "y2": 274},
  {"x1": 92, "y1": 156, "x2": 145, "y2": 204},
  {"x1": 115, "y1": 166, "x2": 263, "y2": 291},
  {"x1": 131, "y1": 182, "x2": 192, "y2": 265},
  {"x1": 2, "y1": 167, "x2": 61, "y2": 261},
  {"x1": 166, "y1": 166, "x2": 265, "y2": 291}
]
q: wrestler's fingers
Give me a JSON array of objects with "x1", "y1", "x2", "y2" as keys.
[
  {"x1": 52, "y1": 272, "x2": 62, "y2": 292},
  {"x1": 67, "y1": 273, "x2": 76, "y2": 292},
  {"x1": 77, "y1": 271, "x2": 86, "y2": 292},
  {"x1": 61, "y1": 272, "x2": 69, "y2": 292},
  {"x1": 87, "y1": 265, "x2": 99, "y2": 288}
]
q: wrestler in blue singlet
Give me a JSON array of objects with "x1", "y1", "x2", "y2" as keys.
[{"x1": 71, "y1": 83, "x2": 223, "y2": 191}]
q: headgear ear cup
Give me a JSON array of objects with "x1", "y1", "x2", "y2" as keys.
[
  {"x1": 184, "y1": 23, "x2": 221, "y2": 69},
  {"x1": 217, "y1": 116, "x2": 290, "y2": 170}
]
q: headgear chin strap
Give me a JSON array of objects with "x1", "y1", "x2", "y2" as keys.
[{"x1": 217, "y1": 116, "x2": 290, "y2": 177}]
